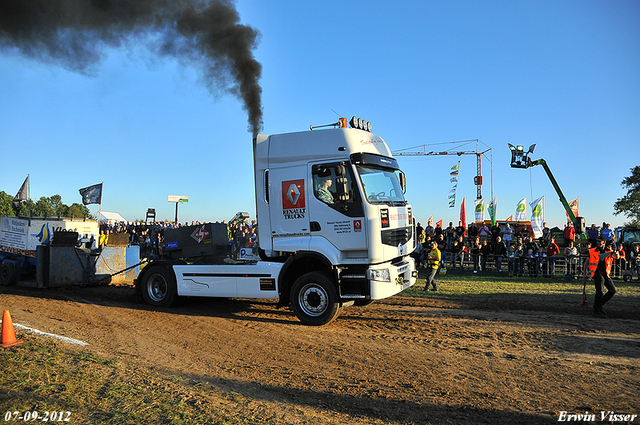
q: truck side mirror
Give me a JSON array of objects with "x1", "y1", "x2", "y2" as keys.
[{"x1": 399, "y1": 172, "x2": 406, "y2": 193}]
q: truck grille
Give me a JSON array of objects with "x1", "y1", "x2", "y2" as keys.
[{"x1": 381, "y1": 226, "x2": 412, "y2": 246}]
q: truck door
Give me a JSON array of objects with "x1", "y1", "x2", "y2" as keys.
[
  {"x1": 308, "y1": 162, "x2": 367, "y2": 253},
  {"x1": 268, "y1": 164, "x2": 311, "y2": 252}
]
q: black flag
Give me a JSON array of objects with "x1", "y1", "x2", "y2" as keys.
[
  {"x1": 13, "y1": 175, "x2": 30, "y2": 202},
  {"x1": 79, "y1": 183, "x2": 103, "y2": 205},
  {"x1": 13, "y1": 175, "x2": 30, "y2": 210}
]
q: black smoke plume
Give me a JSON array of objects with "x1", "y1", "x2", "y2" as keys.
[{"x1": 0, "y1": 0, "x2": 263, "y2": 135}]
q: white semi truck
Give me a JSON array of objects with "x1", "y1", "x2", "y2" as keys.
[{"x1": 136, "y1": 117, "x2": 417, "y2": 325}]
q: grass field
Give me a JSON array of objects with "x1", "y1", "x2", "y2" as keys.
[{"x1": 406, "y1": 270, "x2": 640, "y2": 318}]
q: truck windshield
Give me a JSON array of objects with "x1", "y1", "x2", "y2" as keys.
[{"x1": 356, "y1": 165, "x2": 407, "y2": 206}]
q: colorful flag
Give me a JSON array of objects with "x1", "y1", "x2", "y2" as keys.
[
  {"x1": 449, "y1": 161, "x2": 460, "y2": 208},
  {"x1": 530, "y1": 196, "x2": 545, "y2": 238},
  {"x1": 460, "y1": 197, "x2": 466, "y2": 236},
  {"x1": 428, "y1": 216, "x2": 433, "y2": 226},
  {"x1": 515, "y1": 198, "x2": 527, "y2": 221},
  {"x1": 474, "y1": 198, "x2": 485, "y2": 223},
  {"x1": 488, "y1": 196, "x2": 497, "y2": 226},
  {"x1": 566, "y1": 198, "x2": 579, "y2": 219},
  {"x1": 79, "y1": 183, "x2": 103, "y2": 205}
]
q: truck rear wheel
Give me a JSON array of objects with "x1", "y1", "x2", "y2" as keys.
[
  {"x1": 0, "y1": 263, "x2": 17, "y2": 286},
  {"x1": 140, "y1": 266, "x2": 178, "y2": 307},
  {"x1": 290, "y1": 272, "x2": 341, "y2": 326}
]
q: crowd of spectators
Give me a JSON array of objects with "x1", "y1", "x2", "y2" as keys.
[
  {"x1": 95, "y1": 219, "x2": 258, "y2": 259},
  {"x1": 412, "y1": 220, "x2": 639, "y2": 280}
]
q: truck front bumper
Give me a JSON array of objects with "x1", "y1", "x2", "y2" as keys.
[{"x1": 368, "y1": 257, "x2": 417, "y2": 300}]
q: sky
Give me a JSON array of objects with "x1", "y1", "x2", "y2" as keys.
[{"x1": 1, "y1": 0, "x2": 639, "y2": 229}]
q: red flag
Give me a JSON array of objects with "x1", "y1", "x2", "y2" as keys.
[
  {"x1": 460, "y1": 198, "x2": 466, "y2": 236},
  {"x1": 436, "y1": 219, "x2": 443, "y2": 228},
  {"x1": 506, "y1": 215, "x2": 513, "y2": 222},
  {"x1": 428, "y1": 216, "x2": 433, "y2": 226}
]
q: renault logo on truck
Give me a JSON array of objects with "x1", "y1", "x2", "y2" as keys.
[
  {"x1": 286, "y1": 183, "x2": 301, "y2": 205},
  {"x1": 282, "y1": 179, "x2": 306, "y2": 220}
]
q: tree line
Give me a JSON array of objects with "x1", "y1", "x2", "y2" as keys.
[{"x1": 0, "y1": 191, "x2": 93, "y2": 219}]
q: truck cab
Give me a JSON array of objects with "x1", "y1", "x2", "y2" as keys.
[{"x1": 254, "y1": 120, "x2": 416, "y2": 321}]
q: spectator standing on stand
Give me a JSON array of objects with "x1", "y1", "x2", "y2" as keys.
[
  {"x1": 545, "y1": 236, "x2": 560, "y2": 277},
  {"x1": 467, "y1": 222, "x2": 477, "y2": 242},
  {"x1": 502, "y1": 223, "x2": 513, "y2": 250},
  {"x1": 525, "y1": 236, "x2": 541, "y2": 277},
  {"x1": 586, "y1": 224, "x2": 599, "y2": 248},
  {"x1": 563, "y1": 222, "x2": 575, "y2": 248},
  {"x1": 514, "y1": 243, "x2": 525, "y2": 277},
  {"x1": 480, "y1": 239, "x2": 491, "y2": 272},
  {"x1": 490, "y1": 223, "x2": 501, "y2": 245},
  {"x1": 564, "y1": 240, "x2": 579, "y2": 276},
  {"x1": 542, "y1": 222, "x2": 552, "y2": 247},
  {"x1": 416, "y1": 222, "x2": 424, "y2": 241},
  {"x1": 601, "y1": 223, "x2": 614, "y2": 248},
  {"x1": 493, "y1": 236, "x2": 507, "y2": 272},
  {"x1": 444, "y1": 222, "x2": 455, "y2": 248},
  {"x1": 478, "y1": 222, "x2": 490, "y2": 244},
  {"x1": 455, "y1": 221, "x2": 466, "y2": 241}
]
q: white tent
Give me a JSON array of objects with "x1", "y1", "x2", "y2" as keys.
[{"x1": 98, "y1": 211, "x2": 127, "y2": 224}]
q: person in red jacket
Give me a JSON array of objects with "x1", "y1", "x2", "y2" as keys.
[
  {"x1": 587, "y1": 237, "x2": 620, "y2": 317},
  {"x1": 563, "y1": 222, "x2": 576, "y2": 248},
  {"x1": 545, "y1": 236, "x2": 560, "y2": 277}
]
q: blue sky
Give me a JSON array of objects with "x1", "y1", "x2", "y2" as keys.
[{"x1": 1, "y1": 0, "x2": 638, "y2": 229}]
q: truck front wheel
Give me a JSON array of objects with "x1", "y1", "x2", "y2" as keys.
[
  {"x1": 290, "y1": 272, "x2": 341, "y2": 326},
  {"x1": 140, "y1": 266, "x2": 178, "y2": 307},
  {"x1": 0, "y1": 263, "x2": 17, "y2": 286}
]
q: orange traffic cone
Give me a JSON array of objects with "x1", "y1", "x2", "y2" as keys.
[{"x1": 1, "y1": 310, "x2": 23, "y2": 348}]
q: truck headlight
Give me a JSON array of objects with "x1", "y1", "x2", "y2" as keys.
[{"x1": 368, "y1": 268, "x2": 391, "y2": 282}]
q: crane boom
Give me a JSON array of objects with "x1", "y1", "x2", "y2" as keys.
[{"x1": 393, "y1": 139, "x2": 491, "y2": 200}]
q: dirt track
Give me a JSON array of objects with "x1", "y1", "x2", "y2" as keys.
[{"x1": 1, "y1": 283, "x2": 639, "y2": 424}]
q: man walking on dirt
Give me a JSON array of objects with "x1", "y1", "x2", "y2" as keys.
[
  {"x1": 587, "y1": 236, "x2": 620, "y2": 318},
  {"x1": 424, "y1": 241, "x2": 441, "y2": 291}
]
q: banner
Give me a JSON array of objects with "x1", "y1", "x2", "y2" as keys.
[
  {"x1": 449, "y1": 162, "x2": 460, "y2": 208},
  {"x1": 566, "y1": 198, "x2": 579, "y2": 219},
  {"x1": 515, "y1": 197, "x2": 527, "y2": 221},
  {"x1": 488, "y1": 196, "x2": 497, "y2": 226},
  {"x1": 460, "y1": 197, "x2": 466, "y2": 236},
  {"x1": 79, "y1": 183, "x2": 103, "y2": 205},
  {"x1": 530, "y1": 196, "x2": 545, "y2": 238},
  {"x1": 474, "y1": 198, "x2": 485, "y2": 223}
]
